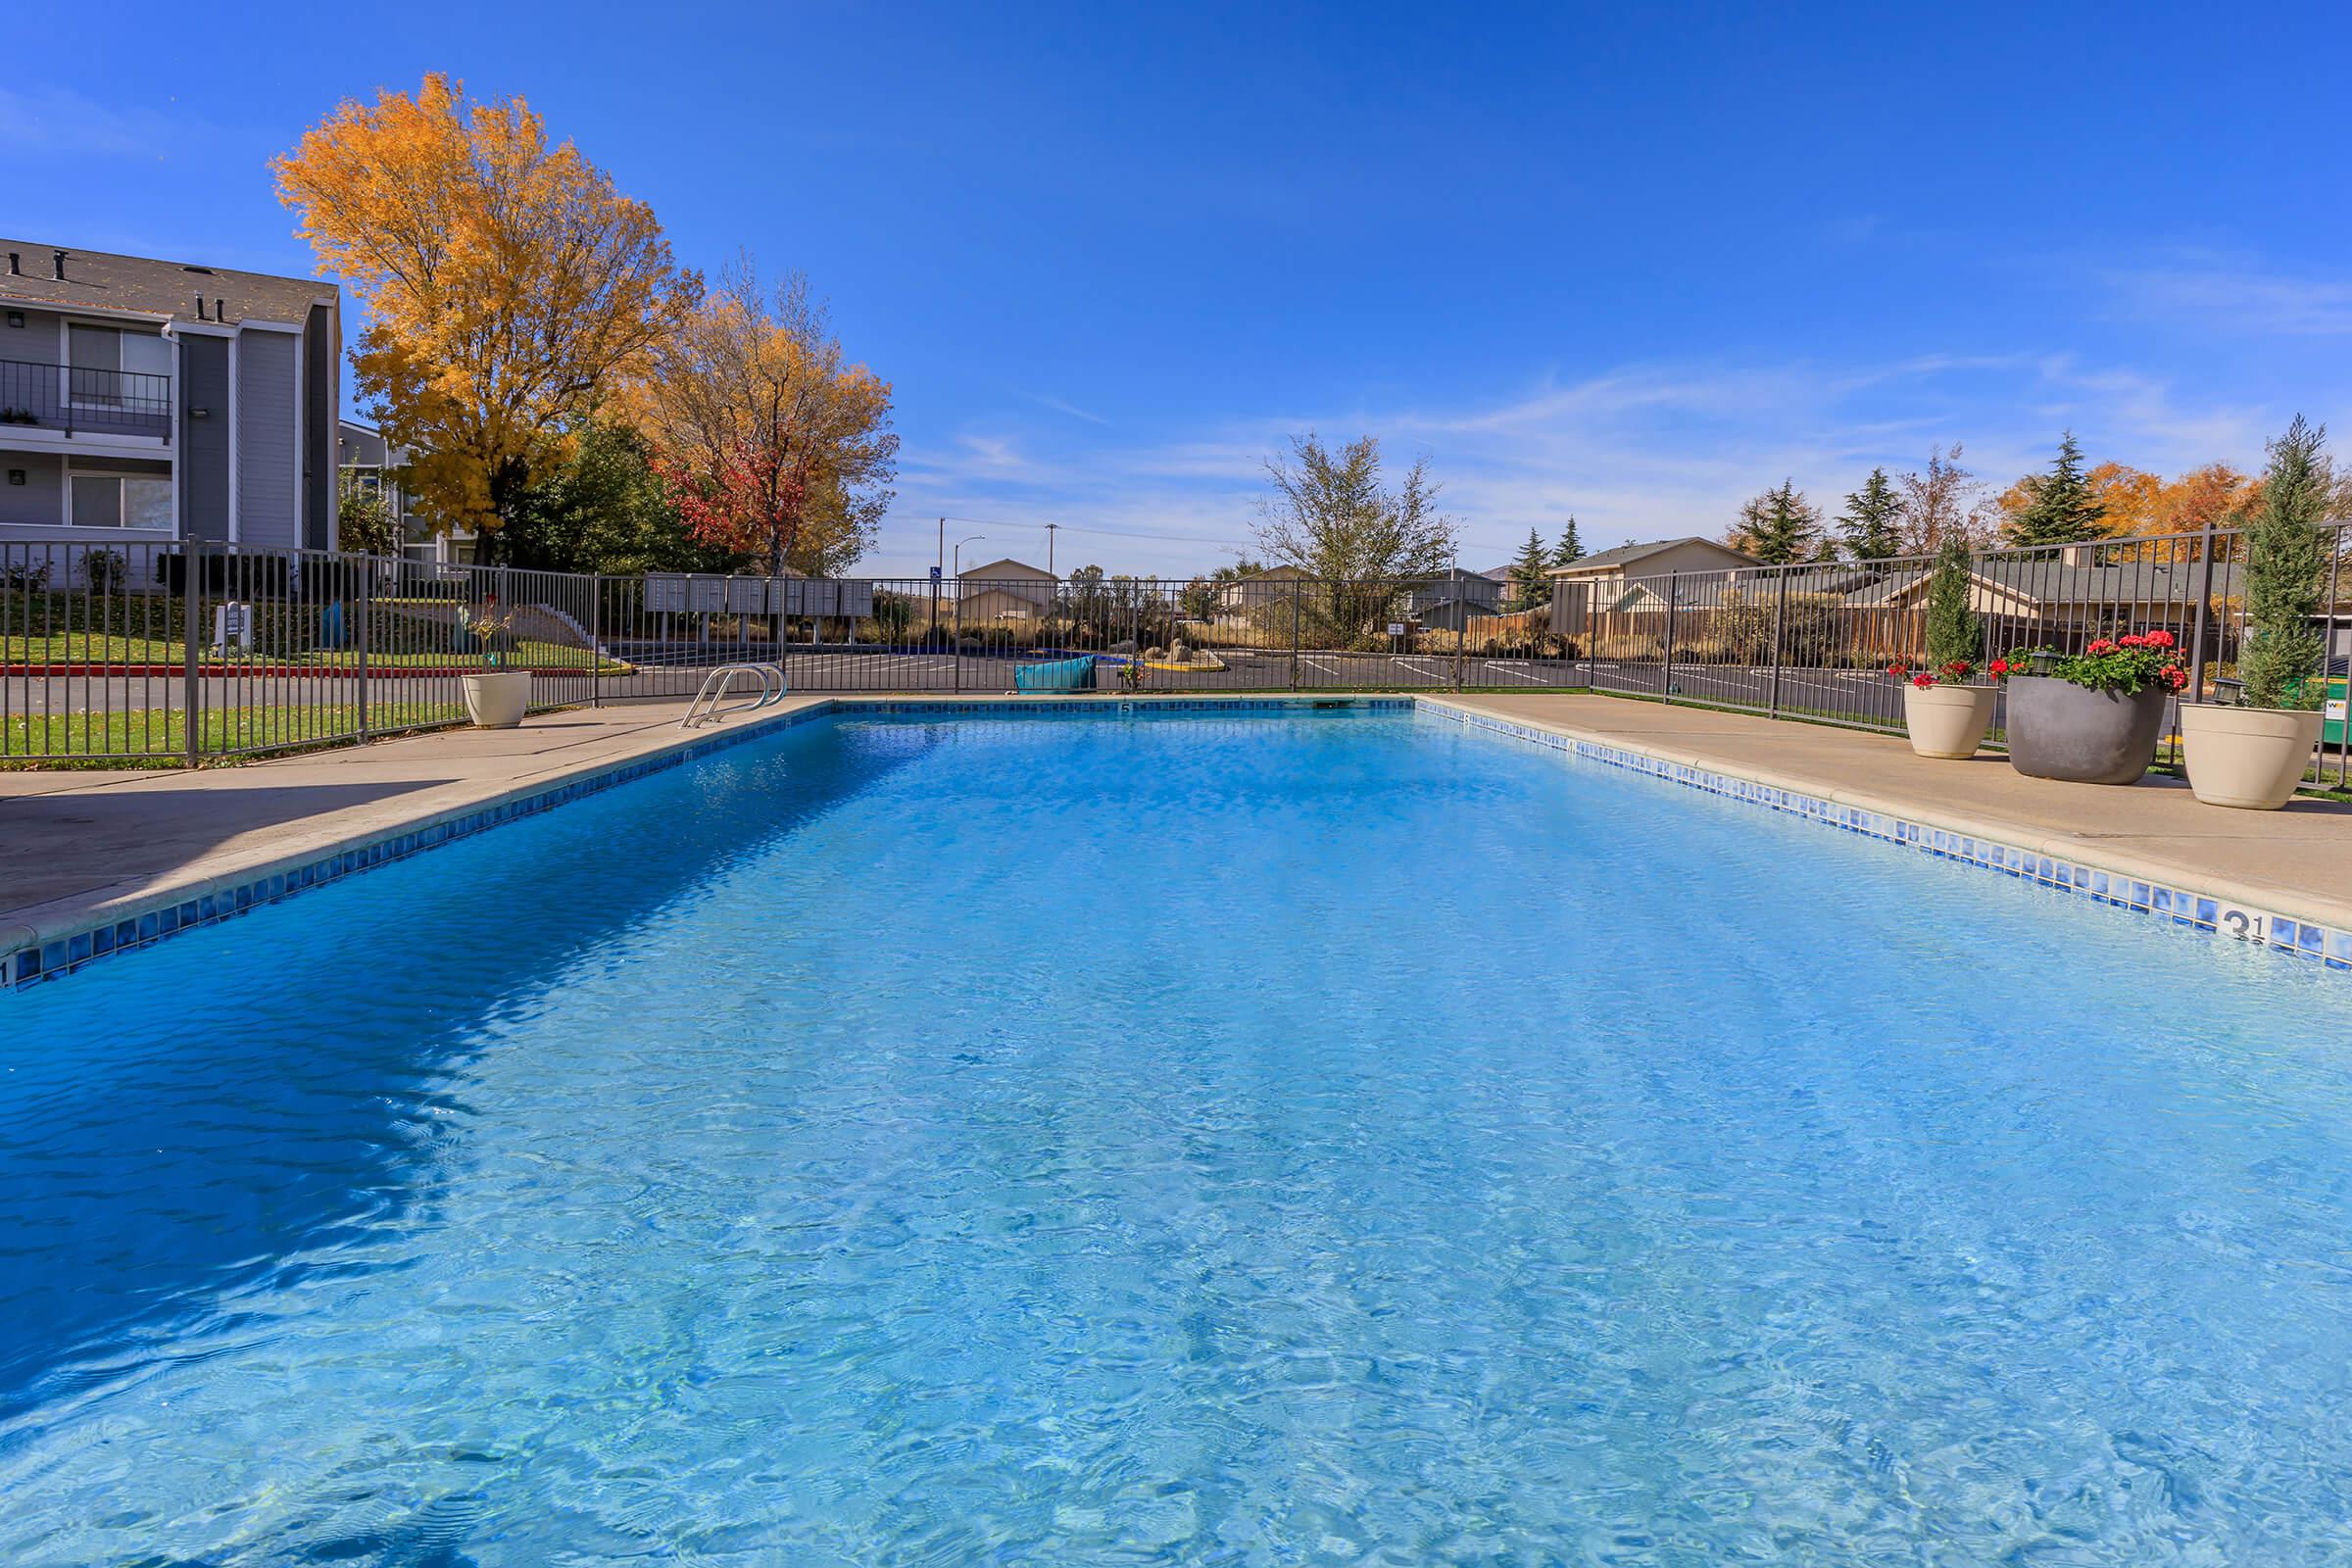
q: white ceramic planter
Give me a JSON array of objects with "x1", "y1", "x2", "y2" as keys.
[
  {"x1": 1902, "y1": 682, "x2": 1997, "y2": 760},
  {"x1": 462, "y1": 669, "x2": 532, "y2": 729},
  {"x1": 2179, "y1": 704, "x2": 2324, "y2": 809}
]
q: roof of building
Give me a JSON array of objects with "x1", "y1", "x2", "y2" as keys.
[
  {"x1": 0, "y1": 240, "x2": 337, "y2": 327},
  {"x1": 957, "y1": 557, "x2": 1053, "y2": 579},
  {"x1": 1546, "y1": 537, "x2": 1759, "y2": 576},
  {"x1": 1841, "y1": 559, "x2": 2250, "y2": 609}
]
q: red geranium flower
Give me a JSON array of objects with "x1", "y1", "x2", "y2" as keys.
[
  {"x1": 2120, "y1": 633, "x2": 2145, "y2": 648},
  {"x1": 2143, "y1": 629, "x2": 2176, "y2": 649},
  {"x1": 2086, "y1": 638, "x2": 2117, "y2": 656},
  {"x1": 1989, "y1": 659, "x2": 2010, "y2": 677},
  {"x1": 1912, "y1": 672, "x2": 1936, "y2": 690}
]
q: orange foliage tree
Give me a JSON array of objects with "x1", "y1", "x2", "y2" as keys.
[
  {"x1": 631, "y1": 265, "x2": 897, "y2": 581},
  {"x1": 274, "y1": 74, "x2": 690, "y2": 558}
]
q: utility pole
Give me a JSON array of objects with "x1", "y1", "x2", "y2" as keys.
[
  {"x1": 936, "y1": 517, "x2": 945, "y2": 579},
  {"x1": 1045, "y1": 521, "x2": 1059, "y2": 577}
]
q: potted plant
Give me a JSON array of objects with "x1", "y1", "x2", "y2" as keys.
[
  {"x1": 1893, "y1": 536, "x2": 1996, "y2": 759},
  {"x1": 460, "y1": 595, "x2": 532, "y2": 728},
  {"x1": 2179, "y1": 416, "x2": 2329, "y2": 809},
  {"x1": 2003, "y1": 631, "x2": 2186, "y2": 784}
]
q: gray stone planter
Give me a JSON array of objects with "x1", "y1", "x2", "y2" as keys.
[{"x1": 2004, "y1": 674, "x2": 2167, "y2": 785}]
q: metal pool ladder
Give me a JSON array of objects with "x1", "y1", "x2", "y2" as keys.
[{"x1": 681, "y1": 662, "x2": 788, "y2": 728}]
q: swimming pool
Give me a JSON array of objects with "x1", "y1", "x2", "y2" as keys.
[{"x1": 4, "y1": 708, "x2": 2349, "y2": 1563}]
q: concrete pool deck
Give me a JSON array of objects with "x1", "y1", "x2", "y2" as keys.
[
  {"x1": 0, "y1": 696, "x2": 835, "y2": 976},
  {"x1": 1430, "y1": 693, "x2": 2352, "y2": 939},
  {"x1": 4, "y1": 689, "x2": 2349, "y2": 987}
]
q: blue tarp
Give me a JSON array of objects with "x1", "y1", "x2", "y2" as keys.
[{"x1": 1013, "y1": 656, "x2": 1099, "y2": 693}]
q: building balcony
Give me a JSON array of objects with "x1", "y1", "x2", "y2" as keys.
[{"x1": 0, "y1": 359, "x2": 172, "y2": 444}]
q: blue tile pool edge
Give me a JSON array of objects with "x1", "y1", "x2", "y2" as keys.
[
  {"x1": 1419, "y1": 701, "x2": 2352, "y2": 974},
  {"x1": 0, "y1": 695, "x2": 1414, "y2": 991}
]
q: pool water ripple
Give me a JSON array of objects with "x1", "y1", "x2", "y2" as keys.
[{"x1": 2, "y1": 710, "x2": 2349, "y2": 1564}]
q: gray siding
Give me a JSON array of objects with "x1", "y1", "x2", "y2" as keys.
[
  {"x1": 1, "y1": 305, "x2": 63, "y2": 359},
  {"x1": 178, "y1": 333, "x2": 232, "y2": 541},
  {"x1": 0, "y1": 451, "x2": 64, "y2": 528},
  {"x1": 234, "y1": 328, "x2": 298, "y2": 547},
  {"x1": 304, "y1": 302, "x2": 335, "y2": 549}
]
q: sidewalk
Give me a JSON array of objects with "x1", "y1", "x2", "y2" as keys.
[
  {"x1": 1432, "y1": 693, "x2": 2352, "y2": 937},
  {"x1": 1, "y1": 697, "x2": 832, "y2": 972}
]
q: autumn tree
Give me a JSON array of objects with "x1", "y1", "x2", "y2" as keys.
[
  {"x1": 1252, "y1": 433, "x2": 1455, "y2": 648},
  {"x1": 275, "y1": 74, "x2": 688, "y2": 561},
  {"x1": 634, "y1": 263, "x2": 898, "y2": 582},
  {"x1": 1897, "y1": 445, "x2": 1986, "y2": 553},
  {"x1": 2001, "y1": 432, "x2": 2111, "y2": 551},
  {"x1": 1728, "y1": 479, "x2": 1820, "y2": 564},
  {"x1": 1837, "y1": 466, "x2": 1905, "y2": 560},
  {"x1": 1552, "y1": 516, "x2": 1586, "y2": 566}
]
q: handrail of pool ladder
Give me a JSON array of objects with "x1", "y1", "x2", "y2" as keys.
[{"x1": 681, "y1": 662, "x2": 788, "y2": 728}]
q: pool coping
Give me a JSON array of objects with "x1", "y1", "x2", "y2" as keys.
[
  {"x1": 1417, "y1": 696, "x2": 2352, "y2": 972},
  {"x1": 0, "y1": 694, "x2": 1409, "y2": 990},
  {"x1": 7, "y1": 691, "x2": 2346, "y2": 990}
]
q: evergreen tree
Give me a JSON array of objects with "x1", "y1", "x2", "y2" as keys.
[
  {"x1": 1838, "y1": 466, "x2": 1906, "y2": 560},
  {"x1": 1732, "y1": 479, "x2": 1821, "y2": 564},
  {"x1": 1508, "y1": 527, "x2": 1552, "y2": 610},
  {"x1": 2002, "y1": 432, "x2": 2110, "y2": 550},
  {"x1": 2237, "y1": 416, "x2": 2330, "y2": 710},
  {"x1": 1551, "y1": 515, "x2": 1586, "y2": 566},
  {"x1": 1922, "y1": 534, "x2": 1982, "y2": 673}
]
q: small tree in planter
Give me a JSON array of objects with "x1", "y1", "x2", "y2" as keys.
[
  {"x1": 1891, "y1": 536, "x2": 1996, "y2": 759},
  {"x1": 2180, "y1": 416, "x2": 2330, "y2": 808}
]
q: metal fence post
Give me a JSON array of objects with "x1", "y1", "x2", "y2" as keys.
[
  {"x1": 1290, "y1": 578, "x2": 1302, "y2": 689},
  {"x1": 590, "y1": 572, "x2": 603, "y2": 709},
  {"x1": 1766, "y1": 567, "x2": 1788, "y2": 720},
  {"x1": 1661, "y1": 572, "x2": 1679, "y2": 701},
  {"x1": 2186, "y1": 514, "x2": 2219, "y2": 702},
  {"x1": 180, "y1": 541, "x2": 203, "y2": 767},
  {"x1": 356, "y1": 554, "x2": 371, "y2": 740}
]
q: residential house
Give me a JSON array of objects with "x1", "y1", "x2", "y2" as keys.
[
  {"x1": 1213, "y1": 564, "x2": 1313, "y2": 612},
  {"x1": 1, "y1": 241, "x2": 340, "y2": 571},
  {"x1": 1546, "y1": 537, "x2": 1761, "y2": 634},
  {"x1": 956, "y1": 557, "x2": 1056, "y2": 624},
  {"x1": 1405, "y1": 566, "x2": 1509, "y2": 631}
]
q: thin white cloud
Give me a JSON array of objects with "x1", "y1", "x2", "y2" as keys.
[
  {"x1": 0, "y1": 87, "x2": 220, "y2": 162},
  {"x1": 1018, "y1": 391, "x2": 1110, "y2": 426},
  {"x1": 2104, "y1": 260, "x2": 2352, "y2": 338}
]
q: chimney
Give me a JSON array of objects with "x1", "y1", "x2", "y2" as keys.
[
  {"x1": 52, "y1": 250, "x2": 67, "y2": 281},
  {"x1": 195, "y1": 295, "x2": 209, "y2": 322}
]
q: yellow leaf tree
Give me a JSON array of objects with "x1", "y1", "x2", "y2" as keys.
[
  {"x1": 274, "y1": 74, "x2": 688, "y2": 558},
  {"x1": 630, "y1": 263, "x2": 898, "y2": 581}
]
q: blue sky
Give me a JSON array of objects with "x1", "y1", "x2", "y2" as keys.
[{"x1": 10, "y1": 1, "x2": 2350, "y2": 575}]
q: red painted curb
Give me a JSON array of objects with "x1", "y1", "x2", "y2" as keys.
[{"x1": 3, "y1": 664, "x2": 610, "y2": 678}]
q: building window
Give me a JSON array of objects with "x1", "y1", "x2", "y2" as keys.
[{"x1": 68, "y1": 473, "x2": 172, "y2": 530}]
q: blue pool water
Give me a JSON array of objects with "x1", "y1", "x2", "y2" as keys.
[{"x1": 4, "y1": 710, "x2": 2350, "y2": 1564}]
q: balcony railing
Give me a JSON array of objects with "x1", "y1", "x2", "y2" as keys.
[{"x1": 0, "y1": 358, "x2": 173, "y2": 443}]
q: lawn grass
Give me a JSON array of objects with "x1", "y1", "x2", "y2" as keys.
[
  {"x1": 2, "y1": 631, "x2": 629, "y2": 672},
  {"x1": 2, "y1": 699, "x2": 474, "y2": 767}
]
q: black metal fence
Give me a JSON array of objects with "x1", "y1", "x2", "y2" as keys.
[
  {"x1": 5, "y1": 524, "x2": 2348, "y2": 786},
  {"x1": 1577, "y1": 521, "x2": 2352, "y2": 788}
]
